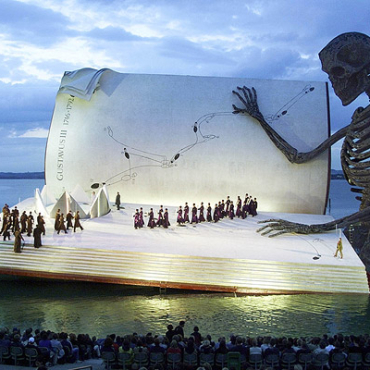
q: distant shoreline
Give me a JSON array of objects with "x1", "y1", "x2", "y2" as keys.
[
  {"x1": 0, "y1": 171, "x2": 345, "y2": 180},
  {"x1": 0, "y1": 172, "x2": 44, "y2": 179}
]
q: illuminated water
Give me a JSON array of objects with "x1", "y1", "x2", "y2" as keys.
[{"x1": 0, "y1": 178, "x2": 367, "y2": 339}]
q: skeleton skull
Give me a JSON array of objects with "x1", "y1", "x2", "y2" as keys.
[{"x1": 319, "y1": 32, "x2": 370, "y2": 106}]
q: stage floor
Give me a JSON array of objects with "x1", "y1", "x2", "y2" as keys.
[
  {"x1": 2, "y1": 199, "x2": 368, "y2": 294},
  {"x1": 41, "y1": 203, "x2": 359, "y2": 266}
]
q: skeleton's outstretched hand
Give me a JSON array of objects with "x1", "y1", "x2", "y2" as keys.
[
  {"x1": 256, "y1": 219, "x2": 325, "y2": 237},
  {"x1": 232, "y1": 86, "x2": 264, "y2": 121}
]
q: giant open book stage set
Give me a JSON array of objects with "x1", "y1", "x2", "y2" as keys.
[{"x1": 1, "y1": 60, "x2": 368, "y2": 294}]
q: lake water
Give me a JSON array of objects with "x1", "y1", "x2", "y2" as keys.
[{"x1": 0, "y1": 178, "x2": 367, "y2": 339}]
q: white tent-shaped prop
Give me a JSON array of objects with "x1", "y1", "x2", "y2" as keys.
[
  {"x1": 89, "y1": 186, "x2": 110, "y2": 219},
  {"x1": 35, "y1": 188, "x2": 49, "y2": 218},
  {"x1": 40, "y1": 185, "x2": 56, "y2": 206},
  {"x1": 71, "y1": 184, "x2": 91, "y2": 205},
  {"x1": 50, "y1": 191, "x2": 87, "y2": 219}
]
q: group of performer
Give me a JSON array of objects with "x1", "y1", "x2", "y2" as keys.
[
  {"x1": 177, "y1": 194, "x2": 258, "y2": 225},
  {"x1": 131, "y1": 194, "x2": 258, "y2": 229},
  {"x1": 134, "y1": 206, "x2": 171, "y2": 229},
  {"x1": 1, "y1": 203, "x2": 46, "y2": 252},
  {"x1": 54, "y1": 209, "x2": 84, "y2": 234},
  {"x1": 0, "y1": 203, "x2": 85, "y2": 253}
]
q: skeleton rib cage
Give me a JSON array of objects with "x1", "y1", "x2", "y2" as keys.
[{"x1": 341, "y1": 106, "x2": 370, "y2": 210}]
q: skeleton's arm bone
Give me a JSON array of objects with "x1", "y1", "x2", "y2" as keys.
[
  {"x1": 232, "y1": 86, "x2": 349, "y2": 164},
  {"x1": 257, "y1": 207, "x2": 370, "y2": 237}
]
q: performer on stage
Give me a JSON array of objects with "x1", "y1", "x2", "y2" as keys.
[
  {"x1": 148, "y1": 208, "x2": 156, "y2": 228},
  {"x1": 139, "y1": 207, "x2": 144, "y2": 228},
  {"x1": 33, "y1": 225, "x2": 42, "y2": 248},
  {"x1": 20, "y1": 211, "x2": 27, "y2": 233},
  {"x1": 236, "y1": 196, "x2": 242, "y2": 218},
  {"x1": 74, "y1": 211, "x2": 84, "y2": 232},
  {"x1": 334, "y1": 237, "x2": 343, "y2": 259},
  {"x1": 198, "y1": 202, "x2": 205, "y2": 223},
  {"x1": 184, "y1": 202, "x2": 190, "y2": 223},
  {"x1": 57, "y1": 213, "x2": 67, "y2": 234},
  {"x1": 206, "y1": 203, "x2": 212, "y2": 222},
  {"x1": 66, "y1": 211, "x2": 74, "y2": 230},
  {"x1": 217, "y1": 202, "x2": 223, "y2": 220},
  {"x1": 242, "y1": 200, "x2": 248, "y2": 219},
  {"x1": 213, "y1": 203, "x2": 219, "y2": 223},
  {"x1": 177, "y1": 206, "x2": 184, "y2": 225},
  {"x1": 27, "y1": 212, "x2": 34, "y2": 237},
  {"x1": 250, "y1": 197, "x2": 258, "y2": 216},
  {"x1": 134, "y1": 209, "x2": 141, "y2": 229},
  {"x1": 157, "y1": 206, "x2": 164, "y2": 227},
  {"x1": 229, "y1": 201, "x2": 235, "y2": 220},
  {"x1": 115, "y1": 192, "x2": 121, "y2": 210},
  {"x1": 191, "y1": 203, "x2": 198, "y2": 224},
  {"x1": 163, "y1": 208, "x2": 171, "y2": 228},
  {"x1": 54, "y1": 209, "x2": 60, "y2": 231},
  {"x1": 14, "y1": 230, "x2": 24, "y2": 253},
  {"x1": 225, "y1": 196, "x2": 231, "y2": 217},
  {"x1": 37, "y1": 213, "x2": 46, "y2": 235}
]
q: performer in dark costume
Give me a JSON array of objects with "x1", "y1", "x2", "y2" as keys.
[
  {"x1": 250, "y1": 198, "x2": 258, "y2": 216},
  {"x1": 242, "y1": 200, "x2": 248, "y2": 219},
  {"x1": 33, "y1": 225, "x2": 42, "y2": 248},
  {"x1": 213, "y1": 203, "x2": 219, "y2": 223},
  {"x1": 147, "y1": 208, "x2": 156, "y2": 228},
  {"x1": 13, "y1": 206, "x2": 19, "y2": 218},
  {"x1": 2, "y1": 203, "x2": 10, "y2": 216},
  {"x1": 58, "y1": 213, "x2": 67, "y2": 234},
  {"x1": 163, "y1": 208, "x2": 171, "y2": 228},
  {"x1": 12, "y1": 215, "x2": 20, "y2": 234},
  {"x1": 157, "y1": 206, "x2": 164, "y2": 227},
  {"x1": 38, "y1": 214, "x2": 46, "y2": 235},
  {"x1": 74, "y1": 211, "x2": 84, "y2": 232},
  {"x1": 236, "y1": 196, "x2": 242, "y2": 218},
  {"x1": 221, "y1": 200, "x2": 226, "y2": 218},
  {"x1": 26, "y1": 212, "x2": 34, "y2": 237},
  {"x1": 206, "y1": 203, "x2": 213, "y2": 222},
  {"x1": 54, "y1": 209, "x2": 60, "y2": 231},
  {"x1": 217, "y1": 202, "x2": 223, "y2": 220},
  {"x1": 183, "y1": 202, "x2": 190, "y2": 223},
  {"x1": 198, "y1": 202, "x2": 205, "y2": 222},
  {"x1": 115, "y1": 192, "x2": 121, "y2": 210},
  {"x1": 13, "y1": 230, "x2": 23, "y2": 253},
  {"x1": 2, "y1": 217, "x2": 11, "y2": 240},
  {"x1": 139, "y1": 207, "x2": 144, "y2": 228},
  {"x1": 0, "y1": 212, "x2": 8, "y2": 235},
  {"x1": 225, "y1": 196, "x2": 231, "y2": 217},
  {"x1": 66, "y1": 211, "x2": 74, "y2": 229},
  {"x1": 229, "y1": 201, "x2": 235, "y2": 220},
  {"x1": 20, "y1": 211, "x2": 27, "y2": 233},
  {"x1": 177, "y1": 206, "x2": 184, "y2": 225},
  {"x1": 190, "y1": 203, "x2": 198, "y2": 224},
  {"x1": 134, "y1": 209, "x2": 141, "y2": 229}
]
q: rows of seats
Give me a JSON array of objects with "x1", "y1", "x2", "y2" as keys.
[
  {"x1": 102, "y1": 350, "x2": 242, "y2": 370},
  {"x1": 0, "y1": 344, "x2": 76, "y2": 367},
  {"x1": 101, "y1": 350, "x2": 370, "y2": 370}
]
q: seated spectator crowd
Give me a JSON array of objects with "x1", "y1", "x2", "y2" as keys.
[{"x1": 0, "y1": 324, "x2": 369, "y2": 369}]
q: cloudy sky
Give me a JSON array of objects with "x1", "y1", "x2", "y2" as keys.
[{"x1": 1, "y1": 0, "x2": 369, "y2": 172}]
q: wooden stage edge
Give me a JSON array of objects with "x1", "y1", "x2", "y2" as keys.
[
  {"x1": 0, "y1": 267, "x2": 360, "y2": 295},
  {"x1": 0, "y1": 240, "x2": 368, "y2": 295}
]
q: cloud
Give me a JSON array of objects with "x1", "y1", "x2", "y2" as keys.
[
  {"x1": 2, "y1": 0, "x2": 370, "y2": 172},
  {"x1": 1, "y1": 0, "x2": 73, "y2": 46},
  {"x1": 17, "y1": 127, "x2": 49, "y2": 138},
  {"x1": 84, "y1": 26, "x2": 145, "y2": 42}
]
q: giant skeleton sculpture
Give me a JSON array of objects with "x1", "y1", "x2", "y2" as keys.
[{"x1": 232, "y1": 32, "x2": 370, "y2": 238}]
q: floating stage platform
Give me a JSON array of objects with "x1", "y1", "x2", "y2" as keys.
[{"x1": 0, "y1": 202, "x2": 368, "y2": 294}]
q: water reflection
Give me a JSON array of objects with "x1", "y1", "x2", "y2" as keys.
[{"x1": 0, "y1": 280, "x2": 368, "y2": 338}]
